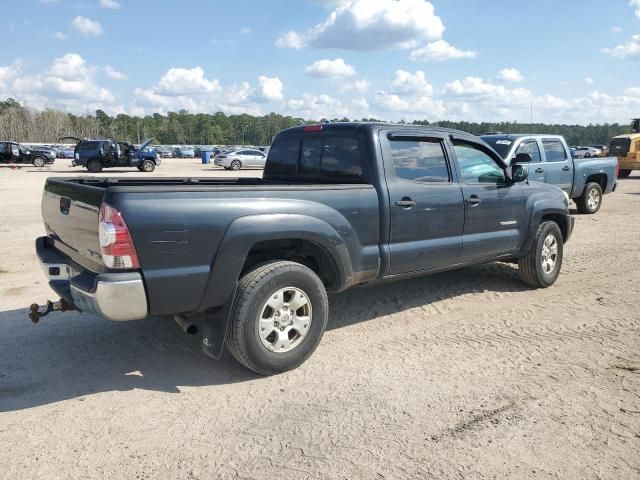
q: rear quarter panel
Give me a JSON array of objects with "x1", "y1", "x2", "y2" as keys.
[
  {"x1": 570, "y1": 156, "x2": 618, "y2": 197},
  {"x1": 108, "y1": 185, "x2": 381, "y2": 316}
]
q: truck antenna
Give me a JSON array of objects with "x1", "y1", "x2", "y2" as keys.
[{"x1": 529, "y1": 103, "x2": 533, "y2": 137}]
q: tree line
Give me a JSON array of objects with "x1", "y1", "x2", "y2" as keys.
[{"x1": 0, "y1": 98, "x2": 633, "y2": 147}]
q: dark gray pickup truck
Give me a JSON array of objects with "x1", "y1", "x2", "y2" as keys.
[{"x1": 33, "y1": 123, "x2": 574, "y2": 374}]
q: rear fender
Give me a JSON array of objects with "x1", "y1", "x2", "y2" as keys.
[{"x1": 197, "y1": 213, "x2": 352, "y2": 312}]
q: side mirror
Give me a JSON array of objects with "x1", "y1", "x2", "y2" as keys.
[
  {"x1": 514, "y1": 152, "x2": 532, "y2": 164},
  {"x1": 512, "y1": 164, "x2": 529, "y2": 183}
]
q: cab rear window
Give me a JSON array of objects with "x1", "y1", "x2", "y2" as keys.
[{"x1": 264, "y1": 134, "x2": 364, "y2": 182}]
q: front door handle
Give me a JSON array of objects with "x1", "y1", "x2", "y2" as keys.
[
  {"x1": 395, "y1": 198, "x2": 417, "y2": 208},
  {"x1": 562, "y1": 166, "x2": 571, "y2": 171},
  {"x1": 466, "y1": 195, "x2": 481, "y2": 206},
  {"x1": 535, "y1": 167, "x2": 544, "y2": 173}
]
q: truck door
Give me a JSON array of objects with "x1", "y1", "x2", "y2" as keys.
[
  {"x1": 514, "y1": 139, "x2": 545, "y2": 183},
  {"x1": 0, "y1": 143, "x2": 8, "y2": 163},
  {"x1": 382, "y1": 132, "x2": 465, "y2": 274},
  {"x1": 541, "y1": 138, "x2": 573, "y2": 193},
  {"x1": 451, "y1": 139, "x2": 524, "y2": 262}
]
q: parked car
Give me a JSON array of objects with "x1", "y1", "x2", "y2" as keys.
[
  {"x1": 174, "y1": 146, "x2": 195, "y2": 158},
  {"x1": 58, "y1": 146, "x2": 76, "y2": 159},
  {"x1": 571, "y1": 146, "x2": 601, "y2": 158},
  {"x1": 481, "y1": 134, "x2": 617, "y2": 214},
  {"x1": 0, "y1": 141, "x2": 55, "y2": 167},
  {"x1": 33, "y1": 123, "x2": 574, "y2": 375},
  {"x1": 63, "y1": 137, "x2": 160, "y2": 173},
  {"x1": 590, "y1": 145, "x2": 609, "y2": 156},
  {"x1": 155, "y1": 146, "x2": 173, "y2": 158},
  {"x1": 213, "y1": 148, "x2": 267, "y2": 170}
]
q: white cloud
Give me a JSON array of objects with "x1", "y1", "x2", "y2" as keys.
[
  {"x1": 631, "y1": 0, "x2": 640, "y2": 18},
  {"x1": 100, "y1": 0, "x2": 121, "y2": 9},
  {"x1": 286, "y1": 93, "x2": 349, "y2": 119},
  {"x1": 410, "y1": 40, "x2": 476, "y2": 61},
  {"x1": 241, "y1": 27, "x2": 252, "y2": 34},
  {"x1": 53, "y1": 31, "x2": 67, "y2": 40},
  {"x1": 275, "y1": 31, "x2": 306, "y2": 49},
  {"x1": 72, "y1": 16, "x2": 102, "y2": 37},
  {"x1": 389, "y1": 70, "x2": 433, "y2": 96},
  {"x1": 584, "y1": 77, "x2": 595, "y2": 85},
  {"x1": 305, "y1": 58, "x2": 356, "y2": 79},
  {"x1": 624, "y1": 86, "x2": 640, "y2": 96},
  {"x1": 156, "y1": 67, "x2": 222, "y2": 96},
  {"x1": 254, "y1": 76, "x2": 284, "y2": 102},
  {"x1": 276, "y1": 0, "x2": 444, "y2": 51},
  {"x1": 612, "y1": 26, "x2": 623, "y2": 34},
  {"x1": 602, "y1": 34, "x2": 640, "y2": 60},
  {"x1": 0, "y1": 54, "x2": 117, "y2": 112},
  {"x1": 497, "y1": 68, "x2": 524, "y2": 83},
  {"x1": 340, "y1": 78, "x2": 370, "y2": 95},
  {"x1": 104, "y1": 65, "x2": 127, "y2": 80}
]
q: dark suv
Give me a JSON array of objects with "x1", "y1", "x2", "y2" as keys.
[
  {"x1": 0, "y1": 141, "x2": 56, "y2": 167},
  {"x1": 66, "y1": 137, "x2": 160, "y2": 173}
]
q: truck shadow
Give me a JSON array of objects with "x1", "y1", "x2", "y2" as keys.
[{"x1": 0, "y1": 262, "x2": 526, "y2": 412}]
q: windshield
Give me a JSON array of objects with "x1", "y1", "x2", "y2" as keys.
[{"x1": 480, "y1": 137, "x2": 515, "y2": 159}]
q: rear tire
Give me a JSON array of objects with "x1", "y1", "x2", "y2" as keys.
[
  {"x1": 32, "y1": 157, "x2": 45, "y2": 168},
  {"x1": 618, "y1": 169, "x2": 632, "y2": 179},
  {"x1": 225, "y1": 261, "x2": 329, "y2": 375},
  {"x1": 86, "y1": 159, "x2": 103, "y2": 173},
  {"x1": 231, "y1": 160, "x2": 242, "y2": 171},
  {"x1": 518, "y1": 221, "x2": 563, "y2": 288},
  {"x1": 576, "y1": 182, "x2": 602, "y2": 214}
]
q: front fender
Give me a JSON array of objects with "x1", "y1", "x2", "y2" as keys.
[{"x1": 197, "y1": 213, "x2": 353, "y2": 311}]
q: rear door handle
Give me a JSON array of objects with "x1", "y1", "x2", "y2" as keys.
[
  {"x1": 395, "y1": 198, "x2": 417, "y2": 208},
  {"x1": 562, "y1": 166, "x2": 571, "y2": 171},
  {"x1": 466, "y1": 195, "x2": 481, "y2": 206},
  {"x1": 535, "y1": 167, "x2": 544, "y2": 173}
]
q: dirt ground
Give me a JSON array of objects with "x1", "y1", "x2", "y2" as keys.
[{"x1": 0, "y1": 158, "x2": 639, "y2": 479}]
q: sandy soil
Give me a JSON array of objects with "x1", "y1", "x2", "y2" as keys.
[{"x1": 0, "y1": 159, "x2": 639, "y2": 479}]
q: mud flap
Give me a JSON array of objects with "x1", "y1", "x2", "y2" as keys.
[{"x1": 200, "y1": 285, "x2": 237, "y2": 360}]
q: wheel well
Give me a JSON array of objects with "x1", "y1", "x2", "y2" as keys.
[
  {"x1": 241, "y1": 239, "x2": 340, "y2": 290},
  {"x1": 541, "y1": 214, "x2": 568, "y2": 242},
  {"x1": 585, "y1": 173, "x2": 607, "y2": 192}
]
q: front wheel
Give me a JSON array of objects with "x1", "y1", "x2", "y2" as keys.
[
  {"x1": 618, "y1": 169, "x2": 632, "y2": 179},
  {"x1": 86, "y1": 159, "x2": 103, "y2": 173},
  {"x1": 225, "y1": 261, "x2": 329, "y2": 375},
  {"x1": 140, "y1": 159, "x2": 155, "y2": 172},
  {"x1": 518, "y1": 221, "x2": 563, "y2": 288},
  {"x1": 32, "y1": 157, "x2": 45, "y2": 168},
  {"x1": 576, "y1": 182, "x2": 602, "y2": 214}
]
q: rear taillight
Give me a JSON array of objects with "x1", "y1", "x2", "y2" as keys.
[{"x1": 99, "y1": 202, "x2": 140, "y2": 269}]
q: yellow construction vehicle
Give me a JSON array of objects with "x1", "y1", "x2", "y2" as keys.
[{"x1": 611, "y1": 118, "x2": 640, "y2": 178}]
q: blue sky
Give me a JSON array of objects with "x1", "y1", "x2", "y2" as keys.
[{"x1": 1, "y1": 0, "x2": 640, "y2": 124}]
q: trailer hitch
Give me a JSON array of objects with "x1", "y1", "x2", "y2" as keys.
[{"x1": 28, "y1": 298, "x2": 75, "y2": 323}]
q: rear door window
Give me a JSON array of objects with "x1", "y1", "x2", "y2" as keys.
[
  {"x1": 542, "y1": 139, "x2": 568, "y2": 162},
  {"x1": 79, "y1": 141, "x2": 99, "y2": 151}
]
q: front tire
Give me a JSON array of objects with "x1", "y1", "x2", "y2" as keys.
[
  {"x1": 225, "y1": 261, "x2": 329, "y2": 375},
  {"x1": 32, "y1": 157, "x2": 45, "y2": 168},
  {"x1": 518, "y1": 221, "x2": 563, "y2": 288},
  {"x1": 618, "y1": 169, "x2": 632, "y2": 179},
  {"x1": 86, "y1": 159, "x2": 103, "y2": 173},
  {"x1": 576, "y1": 182, "x2": 602, "y2": 214},
  {"x1": 140, "y1": 159, "x2": 155, "y2": 172}
]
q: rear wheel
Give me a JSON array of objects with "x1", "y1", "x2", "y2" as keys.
[
  {"x1": 231, "y1": 160, "x2": 242, "y2": 171},
  {"x1": 584, "y1": 152, "x2": 591, "y2": 158},
  {"x1": 576, "y1": 182, "x2": 602, "y2": 214},
  {"x1": 86, "y1": 159, "x2": 103, "y2": 173},
  {"x1": 225, "y1": 261, "x2": 329, "y2": 375},
  {"x1": 518, "y1": 221, "x2": 563, "y2": 288},
  {"x1": 32, "y1": 157, "x2": 45, "y2": 168},
  {"x1": 618, "y1": 169, "x2": 632, "y2": 179},
  {"x1": 140, "y1": 159, "x2": 155, "y2": 172}
]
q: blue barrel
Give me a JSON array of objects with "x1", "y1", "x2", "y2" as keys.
[{"x1": 201, "y1": 151, "x2": 211, "y2": 164}]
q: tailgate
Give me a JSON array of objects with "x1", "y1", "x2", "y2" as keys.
[{"x1": 42, "y1": 179, "x2": 105, "y2": 273}]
